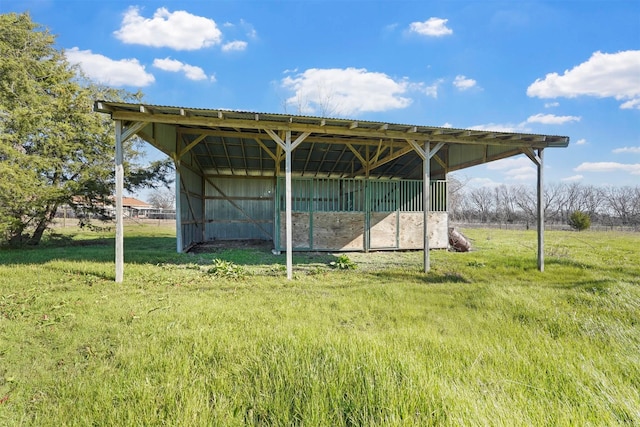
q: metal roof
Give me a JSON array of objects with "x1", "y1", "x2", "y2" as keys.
[{"x1": 95, "y1": 101, "x2": 570, "y2": 180}]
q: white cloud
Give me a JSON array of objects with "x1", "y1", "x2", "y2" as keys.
[
  {"x1": 65, "y1": 47, "x2": 155, "y2": 87},
  {"x1": 281, "y1": 68, "x2": 414, "y2": 116},
  {"x1": 441, "y1": 122, "x2": 453, "y2": 128},
  {"x1": 526, "y1": 113, "x2": 581, "y2": 125},
  {"x1": 409, "y1": 80, "x2": 442, "y2": 98},
  {"x1": 114, "y1": 7, "x2": 222, "y2": 50},
  {"x1": 575, "y1": 138, "x2": 587, "y2": 145},
  {"x1": 620, "y1": 99, "x2": 640, "y2": 109},
  {"x1": 152, "y1": 57, "x2": 211, "y2": 81},
  {"x1": 612, "y1": 146, "x2": 640, "y2": 154},
  {"x1": 487, "y1": 157, "x2": 536, "y2": 181},
  {"x1": 544, "y1": 102, "x2": 560, "y2": 108},
  {"x1": 562, "y1": 174, "x2": 584, "y2": 182},
  {"x1": 453, "y1": 75, "x2": 477, "y2": 90},
  {"x1": 575, "y1": 162, "x2": 640, "y2": 175},
  {"x1": 222, "y1": 40, "x2": 248, "y2": 52},
  {"x1": 409, "y1": 18, "x2": 453, "y2": 37},
  {"x1": 240, "y1": 19, "x2": 258, "y2": 39},
  {"x1": 527, "y1": 50, "x2": 640, "y2": 109}
]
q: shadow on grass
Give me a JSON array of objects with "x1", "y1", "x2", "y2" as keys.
[
  {"x1": 546, "y1": 257, "x2": 595, "y2": 270},
  {"x1": 0, "y1": 236, "x2": 176, "y2": 265},
  {"x1": 552, "y1": 278, "x2": 616, "y2": 293},
  {"x1": 0, "y1": 235, "x2": 341, "y2": 270},
  {"x1": 373, "y1": 270, "x2": 470, "y2": 284}
]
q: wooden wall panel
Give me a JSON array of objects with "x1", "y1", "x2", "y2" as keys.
[
  {"x1": 312, "y1": 212, "x2": 364, "y2": 250},
  {"x1": 279, "y1": 212, "x2": 310, "y2": 249},
  {"x1": 398, "y1": 212, "x2": 448, "y2": 249},
  {"x1": 370, "y1": 212, "x2": 397, "y2": 249}
]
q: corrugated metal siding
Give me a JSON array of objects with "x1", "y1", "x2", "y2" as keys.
[
  {"x1": 204, "y1": 176, "x2": 275, "y2": 240},
  {"x1": 448, "y1": 144, "x2": 485, "y2": 170}
]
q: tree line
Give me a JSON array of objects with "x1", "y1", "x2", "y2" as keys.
[{"x1": 448, "y1": 179, "x2": 640, "y2": 230}]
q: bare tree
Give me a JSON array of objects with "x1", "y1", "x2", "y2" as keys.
[
  {"x1": 494, "y1": 185, "x2": 519, "y2": 225},
  {"x1": 447, "y1": 175, "x2": 469, "y2": 222},
  {"x1": 468, "y1": 187, "x2": 495, "y2": 223},
  {"x1": 147, "y1": 188, "x2": 175, "y2": 210},
  {"x1": 604, "y1": 186, "x2": 637, "y2": 226},
  {"x1": 514, "y1": 185, "x2": 536, "y2": 229},
  {"x1": 581, "y1": 185, "x2": 604, "y2": 219},
  {"x1": 544, "y1": 182, "x2": 567, "y2": 224}
]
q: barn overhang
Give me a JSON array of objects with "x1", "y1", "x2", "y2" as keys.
[{"x1": 95, "y1": 101, "x2": 569, "y2": 282}]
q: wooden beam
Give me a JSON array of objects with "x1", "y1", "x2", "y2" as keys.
[
  {"x1": 345, "y1": 143, "x2": 367, "y2": 167},
  {"x1": 291, "y1": 132, "x2": 312, "y2": 151},
  {"x1": 537, "y1": 148, "x2": 545, "y2": 272},
  {"x1": 265, "y1": 128, "x2": 285, "y2": 150},
  {"x1": 353, "y1": 145, "x2": 413, "y2": 176},
  {"x1": 253, "y1": 138, "x2": 278, "y2": 161},
  {"x1": 275, "y1": 144, "x2": 282, "y2": 176},
  {"x1": 423, "y1": 141, "x2": 430, "y2": 273},
  {"x1": 175, "y1": 160, "x2": 183, "y2": 253},
  {"x1": 522, "y1": 147, "x2": 542, "y2": 166},
  {"x1": 406, "y1": 139, "x2": 427, "y2": 160},
  {"x1": 178, "y1": 127, "x2": 411, "y2": 148},
  {"x1": 429, "y1": 142, "x2": 445, "y2": 159},
  {"x1": 178, "y1": 134, "x2": 207, "y2": 158},
  {"x1": 264, "y1": 130, "x2": 310, "y2": 279},
  {"x1": 372, "y1": 140, "x2": 384, "y2": 164},
  {"x1": 115, "y1": 121, "x2": 124, "y2": 283},
  {"x1": 108, "y1": 109, "x2": 568, "y2": 147},
  {"x1": 122, "y1": 121, "x2": 147, "y2": 142},
  {"x1": 284, "y1": 131, "x2": 293, "y2": 279},
  {"x1": 433, "y1": 153, "x2": 446, "y2": 170}
]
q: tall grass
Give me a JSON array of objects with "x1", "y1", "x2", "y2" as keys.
[{"x1": 0, "y1": 225, "x2": 638, "y2": 425}]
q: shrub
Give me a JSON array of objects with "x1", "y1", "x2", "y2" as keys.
[
  {"x1": 329, "y1": 254, "x2": 357, "y2": 270},
  {"x1": 207, "y1": 259, "x2": 247, "y2": 279},
  {"x1": 568, "y1": 210, "x2": 591, "y2": 231}
]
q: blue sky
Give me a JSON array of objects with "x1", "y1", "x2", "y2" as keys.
[{"x1": 4, "y1": 0, "x2": 639, "y2": 197}]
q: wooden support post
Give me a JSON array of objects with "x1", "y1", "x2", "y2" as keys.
[
  {"x1": 537, "y1": 148, "x2": 545, "y2": 272},
  {"x1": 264, "y1": 129, "x2": 310, "y2": 280},
  {"x1": 174, "y1": 157, "x2": 183, "y2": 253},
  {"x1": 423, "y1": 141, "x2": 430, "y2": 273},
  {"x1": 285, "y1": 131, "x2": 293, "y2": 279},
  {"x1": 115, "y1": 121, "x2": 124, "y2": 283}
]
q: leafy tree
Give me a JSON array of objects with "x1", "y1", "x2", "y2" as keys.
[
  {"x1": 0, "y1": 13, "x2": 172, "y2": 246},
  {"x1": 568, "y1": 210, "x2": 591, "y2": 231}
]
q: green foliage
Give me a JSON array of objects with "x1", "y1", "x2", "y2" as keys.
[
  {"x1": 0, "y1": 13, "x2": 172, "y2": 247},
  {"x1": 329, "y1": 254, "x2": 357, "y2": 270},
  {"x1": 207, "y1": 258, "x2": 248, "y2": 279},
  {"x1": 0, "y1": 225, "x2": 639, "y2": 425},
  {"x1": 568, "y1": 210, "x2": 592, "y2": 231}
]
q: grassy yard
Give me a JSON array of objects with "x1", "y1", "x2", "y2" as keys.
[{"x1": 0, "y1": 225, "x2": 638, "y2": 426}]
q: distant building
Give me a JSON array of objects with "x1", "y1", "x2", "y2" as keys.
[{"x1": 120, "y1": 197, "x2": 153, "y2": 218}]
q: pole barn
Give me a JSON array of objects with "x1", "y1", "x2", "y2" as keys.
[{"x1": 95, "y1": 102, "x2": 569, "y2": 282}]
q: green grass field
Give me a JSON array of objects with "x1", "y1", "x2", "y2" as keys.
[{"x1": 0, "y1": 225, "x2": 638, "y2": 426}]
